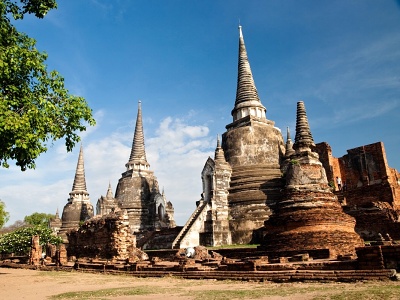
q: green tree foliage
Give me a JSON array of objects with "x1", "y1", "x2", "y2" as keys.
[
  {"x1": 0, "y1": 225, "x2": 62, "y2": 255},
  {"x1": 0, "y1": 200, "x2": 10, "y2": 228},
  {"x1": 24, "y1": 212, "x2": 54, "y2": 226},
  {"x1": 0, "y1": 0, "x2": 96, "y2": 170}
]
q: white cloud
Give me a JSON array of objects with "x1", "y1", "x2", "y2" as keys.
[
  {"x1": 147, "y1": 117, "x2": 214, "y2": 224},
  {"x1": 1, "y1": 113, "x2": 214, "y2": 227}
]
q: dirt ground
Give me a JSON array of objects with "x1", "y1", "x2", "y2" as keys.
[{"x1": 0, "y1": 267, "x2": 399, "y2": 300}]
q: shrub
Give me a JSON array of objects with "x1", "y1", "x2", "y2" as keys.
[{"x1": 0, "y1": 225, "x2": 62, "y2": 255}]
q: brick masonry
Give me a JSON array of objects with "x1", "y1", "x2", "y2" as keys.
[
  {"x1": 67, "y1": 211, "x2": 147, "y2": 261},
  {"x1": 316, "y1": 142, "x2": 400, "y2": 240}
]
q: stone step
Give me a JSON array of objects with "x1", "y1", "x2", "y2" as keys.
[
  {"x1": 229, "y1": 178, "x2": 284, "y2": 188},
  {"x1": 231, "y1": 169, "x2": 282, "y2": 178}
]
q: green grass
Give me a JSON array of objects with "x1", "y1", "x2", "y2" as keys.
[
  {"x1": 49, "y1": 285, "x2": 318, "y2": 300},
  {"x1": 50, "y1": 286, "x2": 170, "y2": 299},
  {"x1": 314, "y1": 284, "x2": 400, "y2": 300},
  {"x1": 189, "y1": 287, "x2": 318, "y2": 300},
  {"x1": 41, "y1": 271, "x2": 400, "y2": 300},
  {"x1": 48, "y1": 283, "x2": 400, "y2": 300},
  {"x1": 207, "y1": 244, "x2": 259, "y2": 250}
]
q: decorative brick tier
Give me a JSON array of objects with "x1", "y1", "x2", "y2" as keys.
[
  {"x1": 261, "y1": 154, "x2": 364, "y2": 258},
  {"x1": 261, "y1": 102, "x2": 364, "y2": 258},
  {"x1": 67, "y1": 212, "x2": 145, "y2": 261}
]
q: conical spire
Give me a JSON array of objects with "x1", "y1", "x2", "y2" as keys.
[
  {"x1": 232, "y1": 26, "x2": 266, "y2": 122},
  {"x1": 285, "y1": 126, "x2": 295, "y2": 157},
  {"x1": 214, "y1": 135, "x2": 228, "y2": 164},
  {"x1": 293, "y1": 101, "x2": 315, "y2": 152},
  {"x1": 55, "y1": 208, "x2": 60, "y2": 220},
  {"x1": 70, "y1": 144, "x2": 88, "y2": 195},
  {"x1": 106, "y1": 182, "x2": 113, "y2": 198},
  {"x1": 126, "y1": 101, "x2": 150, "y2": 170}
]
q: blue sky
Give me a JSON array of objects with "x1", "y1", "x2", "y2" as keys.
[{"x1": 1, "y1": 0, "x2": 400, "y2": 227}]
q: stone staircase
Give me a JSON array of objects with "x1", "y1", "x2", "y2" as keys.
[
  {"x1": 172, "y1": 200, "x2": 208, "y2": 249},
  {"x1": 334, "y1": 191, "x2": 346, "y2": 205}
]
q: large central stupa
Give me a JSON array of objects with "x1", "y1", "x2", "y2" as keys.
[{"x1": 222, "y1": 26, "x2": 285, "y2": 243}]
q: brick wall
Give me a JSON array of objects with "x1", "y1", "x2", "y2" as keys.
[
  {"x1": 67, "y1": 212, "x2": 137, "y2": 260},
  {"x1": 316, "y1": 141, "x2": 400, "y2": 239}
]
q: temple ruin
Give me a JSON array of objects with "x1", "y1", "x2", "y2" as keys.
[
  {"x1": 172, "y1": 137, "x2": 232, "y2": 248},
  {"x1": 47, "y1": 26, "x2": 400, "y2": 263},
  {"x1": 316, "y1": 141, "x2": 400, "y2": 240},
  {"x1": 175, "y1": 25, "x2": 400, "y2": 250},
  {"x1": 4, "y1": 25, "x2": 400, "y2": 284},
  {"x1": 111, "y1": 101, "x2": 176, "y2": 232},
  {"x1": 260, "y1": 101, "x2": 364, "y2": 258},
  {"x1": 176, "y1": 26, "x2": 285, "y2": 247},
  {"x1": 58, "y1": 145, "x2": 94, "y2": 242},
  {"x1": 52, "y1": 102, "x2": 176, "y2": 246}
]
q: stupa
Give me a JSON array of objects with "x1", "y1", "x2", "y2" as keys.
[{"x1": 260, "y1": 101, "x2": 364, "y2": 258}]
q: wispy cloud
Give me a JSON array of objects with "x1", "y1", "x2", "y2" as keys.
[
  {"x1": 332, "y1": 100, "x2": 399, "y2": 124},
  {"x1": 89, "y1": 0, "x2": 129, "y2": 22}
]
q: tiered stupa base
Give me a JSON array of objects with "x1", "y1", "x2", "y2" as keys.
[
  {"x1": 261, "y1": 189, "x2": 364, "y2": 258},
  {"x1": 260, "y1": 150, "x2": 364, "y2": 258}
]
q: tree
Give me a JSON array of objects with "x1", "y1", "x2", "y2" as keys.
[
  {"x1": 0, "y1": 200, "x2": 10, "y2": 228},
  {"x1": 0, "y1": 225, "x2": 62, "y2": 255},
  {"x1": 0, "y1": 219, "x2": 26, "y2": 234},
  {"x1": 24, "y1": 212, "x2": 54, "y2": 227},
  {"x1": 0, "y1": 0, "x2": 95, "y2": 171}
]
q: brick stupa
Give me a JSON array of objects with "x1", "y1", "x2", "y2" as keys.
[{"x1": 260, "y1": 101, "x2": 364, "y2": 258}]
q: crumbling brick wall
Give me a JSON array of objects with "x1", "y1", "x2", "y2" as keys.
[
  {"x1": 341, "y1": 143, "x2": 390, "y2": 190},
  {"x1": 316, "y1": 142, "x2": 399, "y2": 195},
  {"x1": 67, "y1": 212, "x2": 136, "y2": 260},
  {"x1": 316, "y1": 141, "x2": 400, "y2": 239},
  {"x1": 315, "y1": 142, "x2": 340, "y2": 187}
]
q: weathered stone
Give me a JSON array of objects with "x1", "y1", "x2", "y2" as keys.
[
  {"x1": 29, "y1": 235, "x2": 41, "y2": 266},
  {"x1": 315, "y1": 141, "x2": 400, "y2": 240},
  {"x1": 179, "y1": 26, "x2": 285, "y2": 246},
  {"x1": 261, "y1": 101, "x2": 364, "y2": 258},
  {"x1": 173, "y1": 138, "x2": 232, "y2": 248},
  {"x1": 222, "y1": 27, "x2": 285, "y2": 244},
  {"x1": 67, "y1": 211, "x2": 147, "y2": 261},
  {"x1": 57, "y1": 146, "x2": 94, "y2": 242},
  {"x1": 112, "y1": 102, "x2": 175, "y2": 233}
]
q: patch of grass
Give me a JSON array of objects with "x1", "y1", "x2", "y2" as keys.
[
  {"x1": 313, "y1": 284, "x2": 400, "y2": 300},
  {"x1": 43, "y1": 272, "x2": 400, "y2": 300},
  {"x1": 188, "y1": 284, "x2": 333, "y2": 300},
  {"x1": 207, "y1": 244, "x2": 259, "y2": 250},
  {"x1": 50, "y1": 286, "x2": 169, "y2": 299}
]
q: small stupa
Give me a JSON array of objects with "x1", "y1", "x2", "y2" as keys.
[
  {"x1": 59, "y1": 145, "x2": 94, "y2": 241},
  {"x1": 260, "y1": 101, "x2": 364, "y2": 258}
]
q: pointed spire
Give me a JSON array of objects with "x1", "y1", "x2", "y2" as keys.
[
  {"x1": 232, "y1": 26, "x2": 266, "y2": 122},
  {"x1": 70, "y1": 144, "x2": 88, "y2": 195},
  {"x1": 293, "y1": 101, "x2": 315, "y2": 152},
  {"x1": 285, "y1": 126, "x2": 295, "y2": 157},
  {"x1": 55, "y1": 208, "x2": 60, "y2": 219},
  {"x1": 126, "y1": 101, "x2": 150, "y2": 170},
  {"x1": 106, "y1": 182, "x2": 113, "y2": 198},
  {"x1": 214, "y1": 135, "x2": 227, "y2": 163},
  {"x1": 235, "y1": 25, "x2": 260, "y2": 105},
  {"x1": 287, "y1": 126, "x2": 292, "y2": 141}
]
